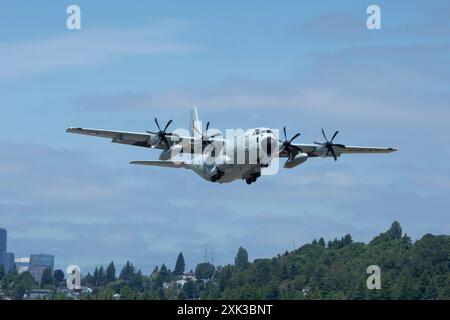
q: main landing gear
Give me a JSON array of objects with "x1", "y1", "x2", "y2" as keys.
[
  {"x1": 245, "y1": 172, "x2": 261, "y2": 185},
  {"x1": 210, "y1": 170, "x2": 224, "y2": 182}
]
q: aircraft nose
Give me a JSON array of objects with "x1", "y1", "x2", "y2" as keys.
[{"x1": 261, "y1": 136, "x2": 277, "y2": 156}]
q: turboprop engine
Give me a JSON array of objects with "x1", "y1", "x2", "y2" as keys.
[
  {"x1": 159, "y1": 144, "x2": 183, "y2": 160},
  {"x1": 284, "y1": 152, "x2": 308, "y2": 169},
  {"x1": 205, "y1": 155, "x2": 231, "y2": 182},
  {"x1": 213, "y1": 155, "x2": 232, "y2": 171}
]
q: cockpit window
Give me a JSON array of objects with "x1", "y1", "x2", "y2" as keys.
[{"x1": 253, "y1": 129, "x2": 273, "y2": 135}]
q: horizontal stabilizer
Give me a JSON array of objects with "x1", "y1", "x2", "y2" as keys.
[{"x1": 129, "y1": 160, "x2": 192, "y2": 168}]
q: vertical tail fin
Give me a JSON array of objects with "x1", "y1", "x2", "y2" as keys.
[{"x1": 190, "y1": 106, "x2": 201, "y2": 137}]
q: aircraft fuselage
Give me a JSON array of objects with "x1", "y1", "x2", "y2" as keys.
[{"x1": 188, "y1": 128, "x2": 277, "y2": 184}]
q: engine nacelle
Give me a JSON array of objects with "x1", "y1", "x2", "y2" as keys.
[
  {"x1": 159, "y1": 144, "x2": 183, "y2": 160},
  {"x1": 284, "y1": 152, "x2": 308, "y2": 169}
]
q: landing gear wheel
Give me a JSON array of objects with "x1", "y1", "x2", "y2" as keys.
[
  {"x1": 211, "y1": 170, "x2": 224, "y2": 183},
  {"x1": 245, "y1": 172, "x2": 260, "y2": 184}
]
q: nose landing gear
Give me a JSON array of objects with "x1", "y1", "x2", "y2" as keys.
[{"x1": 245, "y1": 172, "x2": 261, "y2": 185}]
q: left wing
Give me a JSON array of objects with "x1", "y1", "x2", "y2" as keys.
[
  {"x1": 279, "y1": 143, "x2": 397, "y2": 158},
  {"x1": 332, "y1": 146, "x2": 397, "y2": 154}
]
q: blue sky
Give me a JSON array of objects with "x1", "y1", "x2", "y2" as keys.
[{"x1": 1, "y1": 0, "x2": 450, "y2": 273}]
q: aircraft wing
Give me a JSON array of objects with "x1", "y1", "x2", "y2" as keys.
[
  {"x1": 67, "y1": 127, "x2": 228, "y2": 153},
  {"x1": 129, "y1": 160, "x2": 193, "y2": 168},
  {"x1": 280, "y1": 143, "x2": 397, "y2": 158},
  {"x1": 66, "y1": 127, "x2": 182, "y2": 150},
  {"x1": 332, "y1": 146, "x2": 397, "y2": 154}
]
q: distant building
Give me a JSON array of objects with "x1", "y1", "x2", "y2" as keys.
[
  {"x1": 28, "y1": 254, "x2": 54, "y2": 284},
  {"x1": 0, "y1": 228, "x2": 15, "y2": 272},
  {"x1": 0, "y1": 252, "x2": 15, "y2": 272},
  {"x1": 0, "y1": 228, "x2": 6, "y2": 253},
  {"x1": 182, "y1": 272, "x2": 197, "y2": 281},
  {"x1": 24, "y1": 289, "x2": 53, "y2": 300},
  {"x1": 176, "y1": 279, "x2": 188, "y2": 287},
  {"x1": 163, "y1": 282, "x2": 174, "y2": 289},
  {"x1": 15, "y1": 257, "x2": 31, "y2": 274}
]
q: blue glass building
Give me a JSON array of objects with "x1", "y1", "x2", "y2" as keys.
[
  {"x1": 29, "y1": 254, "x2": 55, "y2": 284},
  {"x1": 0, "y1": 228, "x2": 15, "y2": 272}
]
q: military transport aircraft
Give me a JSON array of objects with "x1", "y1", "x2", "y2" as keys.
[{"x1": 66, "y1": 107, "x2": 397, "y2": 184}]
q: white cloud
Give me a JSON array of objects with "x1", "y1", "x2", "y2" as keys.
[
  {"x1": 72, "y1": 42, "x2": 450, "y2": 126},
  {"x1": 0, "y1": 19, "x2": 198, "y2": 78}
]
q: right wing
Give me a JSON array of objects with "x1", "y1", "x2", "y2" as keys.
[
  {"x1": 281, "y1": 143, "x2": 397, "y2": 158},
  {"x1": 66, "y1": 127, "x2": 201, "y2": 151},
  {"x1": 67, "y1": 127, "x2": 228, "y2": 154},
  {"x1": 129, "y1": 160, "x2": 193, "y2": 169},
  {"x1": 67, "y1": 127, "x2": 156, "y2": 148}
]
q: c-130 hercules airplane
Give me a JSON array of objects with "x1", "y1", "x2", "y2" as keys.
[{"x1": 67, "y1": 107, "x2": 397, "y2": 184}]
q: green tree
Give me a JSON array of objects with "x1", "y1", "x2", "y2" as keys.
[
  {"x1": 158, "y1": 287, "x2": 167, "y2": 300},
  {"x1": 82, "y1": 272, "x2": 95, "y2": 287},
  {"x1": 387, "y1": 221, "x2": 403, "y2": 240},
  {"x1": 156, "y1": 264, "x2": 171, "y2": 286},
  {"x1": 40, "y1": 268, "x2": 54, "y2": 287},
  {"x1": 106, "y1": 262, "x2": 116, "y2": 283},
  {"x1": 342, "y1": 234, "x2": 353, "y2": 246},
  {"x1": 235, "y1": 246, "x2": 249, "y2": 270},
  {"x1": 98, "y1": 266, "x2": 105, "y2": 285},
  {"x1": 195, "y1": 262, "x2": 215, "y2": 280},
  {"x1": 120, "y1": 261, "x2": 136, "y2": 281},
  {"x1": 54, "y1": 269, "x2": 65, "y2": 282},
  {"x1": 318, "y1": 238, "x2": 326, "y2": 247},
  {"x1": 178, "y1": 289, "x2": 188, "y2": 300},
  {"x1": 93, "y1": 267, "x2": 99, "y2": 285},
  {"x1": 183, "y1": 280, "x2": 198, "y2": 299},
  {"x1": 130, "y1": 270, "x2": 144, "y2": 291},
  {"x1": 0, "y1": 264, "x2": 5, "y2": 280},
  {"x1": 174, "y1": 252, "x2": 186, "y2": 276},
  {"x1": 97, "y1": 286, "x2": 115, "y2": 300},
  {"x1": 120, "y1": 285, "x2": 138, "y2": 300},
  {"x1": 12, "y1": 272, "x2": 37, "y2": 299}
]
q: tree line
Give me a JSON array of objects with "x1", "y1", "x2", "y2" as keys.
[{"x1": 1, "y1": 221, "x2": 449, "y2": 299}]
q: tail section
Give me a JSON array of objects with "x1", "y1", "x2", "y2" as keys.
[{"x1": 190, "y1": 106, "x2": 201, "y2": 137}]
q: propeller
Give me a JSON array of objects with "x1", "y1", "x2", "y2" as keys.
[
  {"x1": 146, "y1": 117, "x2": 173, "y2": 149},
  {"x1": 314, "y1": 129, "x2": 346, "y2": 161},
  {"x1": 193, "y1": 121, "x2": 221, "y2": 146},
  {"x1": 279, "y1": 126, "x2": 302, "y2": 158}
]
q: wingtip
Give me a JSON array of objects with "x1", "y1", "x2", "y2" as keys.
[
  {"x1": 130, "y1": 161, "x2": 146, "y2": 165},
  {"x1": 66, "y1": 127, "x2": 82, "y2": 133}
]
